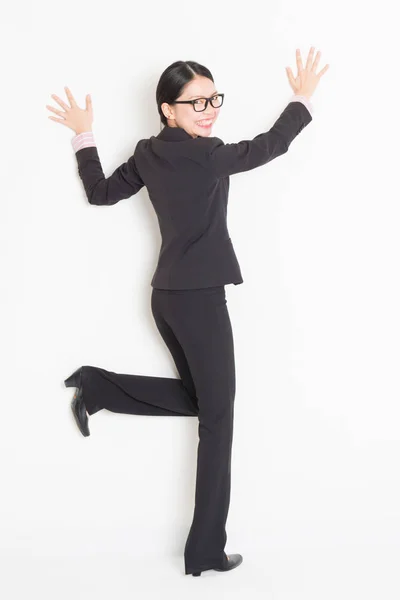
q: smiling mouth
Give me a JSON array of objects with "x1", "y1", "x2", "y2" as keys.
[{"x1": 196, "y1": 119, "x2": 213, "y2": 126}]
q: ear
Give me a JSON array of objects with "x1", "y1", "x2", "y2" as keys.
[{"x1": 161, "y1": 102, "x2": 173, "y2": 120}]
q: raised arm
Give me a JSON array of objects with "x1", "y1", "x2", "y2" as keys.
[
  {"x1": 207, "y1": 46, "x2": 329, "y2": 179},
  {"x1": 46, "y1": 87, "x2": 145, "y2": 205},
  {"x1": 71, "y1": 131, "x2": 145, "y2": 206}
]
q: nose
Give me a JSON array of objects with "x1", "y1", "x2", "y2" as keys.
[{"x1": 202, "y1": 108, "x2": 216, "y2": 118}]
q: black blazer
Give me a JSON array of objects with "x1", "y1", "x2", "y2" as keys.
[{"x1": 74, "y1": 100, "x2": 312, "y2": 289}]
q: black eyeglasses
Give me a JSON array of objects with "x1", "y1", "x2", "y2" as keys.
[{"x1": 173, "y1": 93, "x2": 224, "y2": 112}]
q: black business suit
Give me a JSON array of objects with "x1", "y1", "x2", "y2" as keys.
[{"x1": 70, "y1": 99, "x2": 313, "y2": 574}]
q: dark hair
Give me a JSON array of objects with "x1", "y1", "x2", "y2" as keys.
[{"x1": 156, "y1": 60, "x2": 214, "y2": 129}]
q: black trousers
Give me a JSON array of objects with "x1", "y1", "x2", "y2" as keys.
[{"x1": 80, "y1": 285, "x2": 236, "y2": 574}]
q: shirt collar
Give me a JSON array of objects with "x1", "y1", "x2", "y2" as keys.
[{"x1": 155, "y1": 126, "x2": 198, "y2": 141}]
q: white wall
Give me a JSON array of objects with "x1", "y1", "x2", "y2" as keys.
[{"x1": 2, "y1": 0, "x2": 400, "y2": 598}]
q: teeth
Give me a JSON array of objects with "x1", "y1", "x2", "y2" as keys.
[{"x1": 197, "y1": 119, "x2": 213, "y2": 125}]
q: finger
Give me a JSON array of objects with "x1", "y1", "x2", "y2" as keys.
[
  {"x1": 64, "y1": 86, "x2": 78, "y2": 108},
  {"x1": 46, "y1": 104, "x2": 65, "y2": 118},
  {"x1": 317, "y1": 63, "x2": 330, "y2": 78},
  {"x1": 285, "y1": 66, "x2": 296, "y2": 88},
  {"x1": 48, "y1": 115, "x2": 69, "y2": 125},
  {"x1": 296, "y1": 48, "x2": 304, "y2": 73},
  {"x1": 85, "y1": 93, "x2": 92, "y2": 113},
  {"x1": 312, "y1": 50, "x2": 321, "y2": 72},
  {"x1": 305, "y1": 46, "x2": 315, "y2": 70},
  {"x1": 50, "y1": 93, "x2": 70, "y2": 111}
]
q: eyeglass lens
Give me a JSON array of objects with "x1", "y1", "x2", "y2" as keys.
[{"x1": 193, "y1": 94, "x2": 223, "y2": 111}]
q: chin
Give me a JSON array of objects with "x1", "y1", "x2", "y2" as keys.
[{"x1": 195, "y1": 127, "x2": 213, "y2": 137}]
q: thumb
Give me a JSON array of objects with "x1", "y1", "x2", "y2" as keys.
[{"x1": 86, "y1": 93, "x2": 92, "y2": 114}]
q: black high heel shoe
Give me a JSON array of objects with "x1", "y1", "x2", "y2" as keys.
[
  {"x1": 191, "y1": 553, "x2": 243, "y2": 577},
  {"x1": 64, "y1": 367, "x2": 90, "y2": 437}
]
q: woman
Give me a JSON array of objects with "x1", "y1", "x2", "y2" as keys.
[{"x1": 46, "y1": 47, "x2": 329, "y2": 577}]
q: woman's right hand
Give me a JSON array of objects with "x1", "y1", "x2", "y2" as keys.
[
  {"x1": 46, "y1": 86, "x2": 93, "y2": 135},
  {"x1": 286, "y1": 47, "x2": 329, "y2": 99}
]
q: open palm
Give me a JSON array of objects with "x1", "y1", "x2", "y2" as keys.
[
  {"x1": 46, "y1": 86, "x2": 93, "y2": 135},
  {"x1": 286, "y1": 47, "x2": 329, "y2": 98}
]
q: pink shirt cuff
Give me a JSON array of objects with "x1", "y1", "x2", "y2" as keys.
[
  {"x1": 71, "y1": 131, "x2": 96, "y2": 152},
  {"x1": 289, "y1": 94, "x2": 314, "y2": 116}
]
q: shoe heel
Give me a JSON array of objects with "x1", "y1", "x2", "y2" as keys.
[
  {"x1": 64, "y1": 367, "x2": 82, "y2": 388},
  {"x1": 192, "y1": 572, "x2": 202, "y2": 577}
]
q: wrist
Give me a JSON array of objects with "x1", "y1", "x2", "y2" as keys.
[{"x1": 71, "y1": 130, "x2": 96, "y2": 152}]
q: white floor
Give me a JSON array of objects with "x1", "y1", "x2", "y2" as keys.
[{"x1": 1, "y1": 542, "x2": 399, "y2": 600}]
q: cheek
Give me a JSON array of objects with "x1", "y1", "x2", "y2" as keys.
[{"x1": 176, "y1": 106, "x2": 193, "y2": 123}]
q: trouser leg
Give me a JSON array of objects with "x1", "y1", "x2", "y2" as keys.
[
  {"x1": 81, "y1": 366, "x2": 199, "y2": 416},
  {"x1": 152, "y1": 286, "x2": 236, "y2": 573},
  {"x1": 78, "y1": 288, "x2": 199, "y2": 417}
]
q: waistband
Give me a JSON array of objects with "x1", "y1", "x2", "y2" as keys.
[{"x1": 152, "y1": 285, "x2": 225, "y2": 294}]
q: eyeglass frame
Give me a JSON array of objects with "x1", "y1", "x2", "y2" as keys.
[{"x1": 172, "y1": 93, "x2": 224, "y2": 112}]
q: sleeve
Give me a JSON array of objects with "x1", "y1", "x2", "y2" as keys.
[
  {"x1": 288, "y1": 94, "x2": 314, "y2": 116},
  {"x1": 207, "y1": 97, "x2": 313, "y2": 178},
  {"x1": 71, "y1": 132, "x2": 145, "y2": 206}
]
